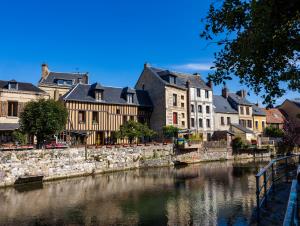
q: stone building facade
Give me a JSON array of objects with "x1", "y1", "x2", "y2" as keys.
[
  {"x1": 135, "y1": 64, "x2": 188, "y2": 136},
  {"x1": 38, "y1": 64, "x2": 89, "y2": 100},
  {"x1": 0, "y1": 80, "x2": 48, "y2": 143}
]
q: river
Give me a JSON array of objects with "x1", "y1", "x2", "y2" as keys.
[{"x1": 0, "y1": 159, "x2": 268, "y2": 226}]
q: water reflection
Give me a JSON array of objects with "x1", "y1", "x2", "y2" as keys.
[{"x1": 0, "y1": 159, "x2": 268, "y2": 226}]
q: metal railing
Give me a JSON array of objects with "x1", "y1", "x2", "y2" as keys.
[{"x1": 255, "y1": 154, "x2": 300, "y2": 221}]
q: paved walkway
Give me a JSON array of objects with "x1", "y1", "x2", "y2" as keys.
[{"x1": 250, "y1": 181, "x2": 293, "y2": 226}]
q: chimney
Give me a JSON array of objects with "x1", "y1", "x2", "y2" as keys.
[
  {"x1": 193, "y1": 73, "x2": 201, "y2": 78},
  {"x1": 206, "y1": 79, "x2": 213, "y2": 89},
  {"x1": 222, "y1": 87, "x2": 229, "y2": 99},
  {"x1": 41, "y1": 63, "x2": 49, "y2": 80},
  {"x1": 186, "y1": 80, "x2": 190, "y2": 88},
  {"x1": 237, "y1": 89, "x2": 247, "y2": 98},
  {"x1": 144, "y1": 62, "x2": 150, "y2": 68}
]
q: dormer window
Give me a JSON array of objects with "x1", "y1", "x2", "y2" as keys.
[
  {"x1": 93, "y1": 83, "x2": 104, "y2": 101},
  {"x1": 8, "y1": 81, "x2": 18, "y2": 90},
  {"x1": 95, "y1": 90, "x2": 103, "y2": 101},
  {"x1": 57, "y1": 79, "x2": 73, "y2": 86},
  {"x1": 169, "y1": 76, "x2": 176, "y2": 84},
  {"x1": 127, "y1": 93, "x2": 134, "y2": 103}
]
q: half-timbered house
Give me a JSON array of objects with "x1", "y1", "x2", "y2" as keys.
[{"x1": 62, "y1": 83, "x2": 152, "y2": 145}]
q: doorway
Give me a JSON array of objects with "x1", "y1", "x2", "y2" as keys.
[{"x1": 96, "y1": 131, "x2": 105, "y2": 145}]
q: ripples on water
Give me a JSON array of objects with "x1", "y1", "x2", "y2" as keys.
[{"x1": 0, "y1": 159, "x2": 269, "y2": 226}]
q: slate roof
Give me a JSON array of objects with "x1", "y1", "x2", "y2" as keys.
[
  {"x1": 264, "y1": 108, "x2": 285, "y2": 124},
  {"x1": 39, "y1": 72, "x2": 88, "y2": 86},
  {"x1": 291, "y1": 98, "x2": 300, "y2": 108},
  {"x1": 63, "y1": 84, "x2": 153, "y2": 107},
  {"x1": 0, "y1": 123, "x2": 19, "y2": 131},
  {"x1": 213, "y1": 95, "x2": 238, "y2": 114},
  {"x1": 231, "y1": 123, "x2": 254, "y2": 134},
  {"x1": 0, "y1": 80, "x2": 45, "y2": 93},
  {"x1": 252, "y1": 105, "x2": 266, "y2": 116},
  {"x1": 228, "y1": 93, "x2": 253, "y2": 106},
  {"x1": 149, "y1": 66, "x2": 212, "y2": 90}
]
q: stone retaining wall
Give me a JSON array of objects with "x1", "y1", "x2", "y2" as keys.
[{"x1": 0, "y1": 144, "x2": 173, "y2": 187}]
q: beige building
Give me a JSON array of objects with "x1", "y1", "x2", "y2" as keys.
[
  {"x1": 0, "y1": 79, "x2": 48, "y2": 143},
  {"x1": 135, "y1": 64, "x2": 188, "y2": 136},
  {"x1": 38, "y1": 64, "x2": 89, "y2": 100}
]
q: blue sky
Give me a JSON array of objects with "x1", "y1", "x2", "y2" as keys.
[{"x1": 0, "y1": 0, "x2": 297, "y2": 105}]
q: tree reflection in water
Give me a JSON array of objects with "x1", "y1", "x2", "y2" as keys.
[{"x1": 0, "y1": 158, "x2": 269, "y2": 226}]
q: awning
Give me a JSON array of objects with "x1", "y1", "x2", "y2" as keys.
[{"x1": 0, "y1": 123, "x2": 19, "y2": 131}]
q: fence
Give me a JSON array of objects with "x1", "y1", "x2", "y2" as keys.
[{"x1": 255, "y1": 154, "x2": 300, "y2": 221}]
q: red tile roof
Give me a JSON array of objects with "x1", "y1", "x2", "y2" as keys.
[{"x1": 264, "y1": 108, "x2": 286, "y2": 124}]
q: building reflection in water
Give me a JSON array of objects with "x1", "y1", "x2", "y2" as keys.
[{"x1": 0, "y1": 158, "x2": 267, "y2": 226}]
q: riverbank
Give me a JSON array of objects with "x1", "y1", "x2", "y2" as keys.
[
  {"x1": 0, "y1": 144, "x2": 271, "y2": 188},
  {"x1": 0, "y1": 144, "x2": 174, "y2": 187}
]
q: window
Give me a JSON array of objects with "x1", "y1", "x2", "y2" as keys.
[
  {"x1": 198, "y1": 105, "x2": 202, "y2": 113},
  {"x1": 247, "y1": 120, "x2": 252, "y2": 128},
  {"x1": 173, "y1": 112, "x2": 178, "y2": 124},
  {"x1": 206, "y1": 119, "x2": 211, "y2": 128},
  {"x1": 57, "y1": 79, "x2": 72, "y2": 86},
  {"x1": 262, "y1": 121, "x2": 265, "y2": 129},
  {"x1": 205, "y1": 90, "x2": 209, "y2": 98},
  {"x1": 240, "y1": 119, "x2": 246, "y2": 127},
  {"x1": 173, "y1": 94, "x2": 177, "y2": 106},
  {"x1": 255, "y1": 121, "x2": 258, "y2": 129},
  {"x1": 197, "y1": 88, "x2": 201, "y2": 97},
  {"x1": 191, "y1": 118, "x2": 195, "y2": 127},
  {"x1": 130, "y1": 116, "x2": 134, "y2": 121},
  {"x1": 8, "y1": 101, "x2": 18, "y2": 117},
  {"x1": 116, "y1": 109, "x2": 120, "y2": 114},
  {"x1": 207, "y1": 133, "x2": 212, "y2": 141},
  {"x1": 170, "y1": 76, "x2": 176, "y2": 84},
  {"x1": 9, "y1": 82, "x2": 17, "y2": 90},
  {"x1": 181, "y1": 102, "x2": 184, "y2": 108},
  {"x1": 221, "y1": 117, "x2": 225, "y2": 125},
  {"x1": 191, "y1": 104, "x2": 195, "y2": 113},
  {"x1": 123, "y1": 115, "x2": 128, "y2": 123},
  {"x1": 240, "y1": 106, "x2": 244, "y2": 115},
  {"x1": 227, "y1": 117, "x2": 231, "y2": 125},
  {"x1": 127, "y1": 94, "x2": 134, "y2": 103},
  {"x1": 92, "y1": 112, "x2": 99, "y2": 124},
  {"x1": 206, "y1": 106, "x2": 210, "y2": 114},
  {"x1": 78, "y1": 111, "x2": 86, "y2": 123},
  {"x1": 182, "y1": 121, "x2": 185, "y2": 126},
  {"x1": 199, "y1": 118, "x2": 203, "y2": 128},
  {"x1": 95, "y1": 91, "x2": 103, "y2": 101},
  {"x1": 181, "y1": 113, "x2": 185, "y2": 118},
  {"x1": 246, "y1": 106, "x2": 250, "y2": 115},
  {"x1": 181, "y1": 95, "x2": 184, "y2": 100}
]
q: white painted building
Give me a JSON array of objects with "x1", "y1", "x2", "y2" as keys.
[{"x1": 187, "y1": 77, "x2": 214, "y2": 141}]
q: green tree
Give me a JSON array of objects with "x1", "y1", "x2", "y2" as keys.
[
  {"x1": 117, "y1": 120, "x2": 155, "y2": 144},
  {"x1": 231, "y1": 137, "x2": 245, "y2": 151},
  {"x1": 201, "y1": 0, "x2": 300, "y2": 105},
  {"x1": 264, "y1": 126, "x2": 284, "y2": 137},
  {"x1": 162, "y1": 125, "x2": 179, "y2": 139},
  {"x1": 12, "y1": 130, "x2": 27, "y2": 145},
  {"x1": 19, "y1": 99, "x2": 68, "y2": 147}
]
